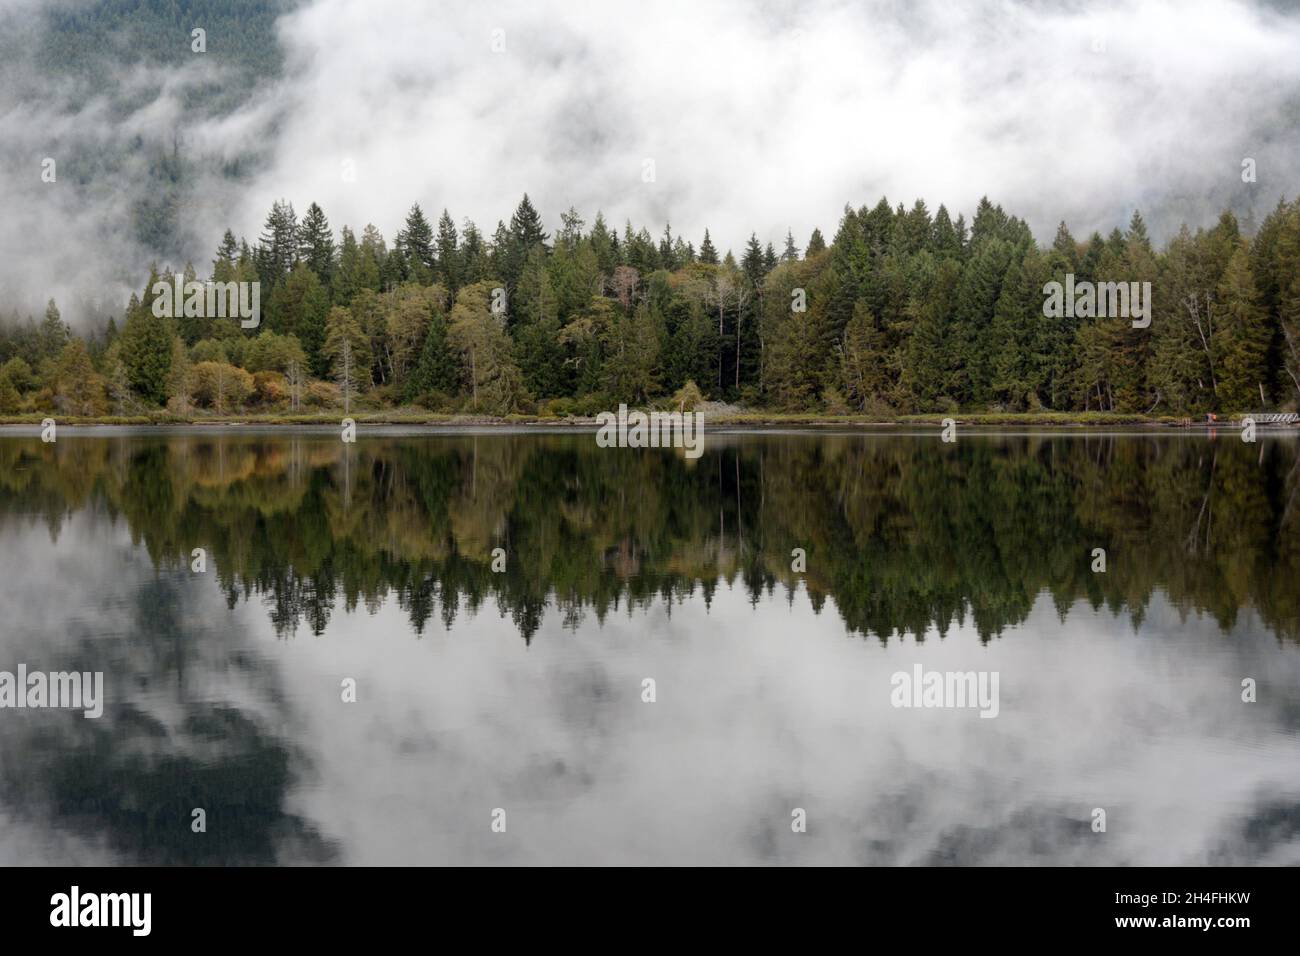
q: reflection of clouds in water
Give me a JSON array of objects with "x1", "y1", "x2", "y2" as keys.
[
  {"x1": 2, "y1": 500, "x2": 1297, "y2": 865},
  {"x1": 270, "y1": 580, "x2": 1300, "y2": 865},
  {"x1": 0, "y1": 514, "x2": 335, "y2": 865}
]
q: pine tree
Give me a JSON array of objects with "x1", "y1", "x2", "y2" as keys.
[
  {"x1": 267, "y1": 262, "x2": 327, "y2": 344},
  {"x1": 837, "y1": 302, "x2": 889, "y2": 410},
  {"x1": 497, "y1": 194, "x2": 549, "y2": 293},
  {"x1": 435, "y1": 210, "x2": 461, "y2": 294},
  {"x1": 334, "y1": 226, "x2": 363, "y2": 305},
  {"x1": 509, "y1": 194, "x2": 548, "y2": 249},
  {"x1": 1216, "y1": 240, "x2": 1271, "y2": 410},
  {"x1": 214, "y1": 230, "x2": 239, "y2": 277},
  {"x1": 1150, "y1": 227, "x2": 1209, "y2": 413},
  {"x1": 358, "y1": 224, "x2": 387, "y2": 292},
  {"x1": 119, "y1": 292, "x2": 174, "y2": 405},
  {"x1": 988, "y1": 252, "x2": 1033, "y2": 408},
  {"x1": 298, "y1": 202, "x2": 335, "y2": 283},
  {"x1": 39, "y1": 299, "x2": 68, "y2": 359},
  {"x1": 589, "y1": 213, "x2": 620, "y2": 273},
  {"x1": 460, "y1": 220, "x2": 488, "y2": 284},
  {"x1": 903, "y1": 258, "x2": 959, "y2": 409},
  {"x1": 558, "y1": 207, "x2": 585, "y2": 251},
  {"x1": 1265, "y1": 201, "x2": 1300, "y2": 404},
  {"x1": 741, "y1": 234, "x2": 765, "y2": 288},
  {"x1": 256, "y1": 200, "x2": 298, "y2": 288},
  {"x1": 397, "y1": 203, "x2": 435, "y2": 283},
  {"x1": 953, "y1": 238, "x2": 1013, "y2": 406},
  {"x1": 698, "y1": 229, "x2": 719, "y2": 265},
  {"x1": 805, "y1": 228, "x2": 826, "y2": 257},
  {"x1": 898, "y1": 199, "x2": 932, "y2": 255},
  {"x1": 781, "y1": 229, "x2": 800, "y2": 262},
  {"x1": 1050, "y1": 221, "x2": 1079, "y2": 270},
  {"x1": 404, "y1": 300, "x2": 458, "y2": 403},
  {"x1": 658, "y1": 223, "x2": 678, "y2": 270},
  {"x1": 602, "y1": 305, "x2": 661, "y2": 403},
  {"x1": 513, "y1": 248, "x2": 565, "y2": 397}
]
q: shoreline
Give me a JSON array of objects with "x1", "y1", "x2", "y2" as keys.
[{"x1": 0, "y1": 411, "x2": 1291, "y2": 430}]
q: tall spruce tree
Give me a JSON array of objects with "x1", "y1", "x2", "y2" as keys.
[
  {"x1": 256, "y1": 200, "x2": 298, "y2": 288},
  {"x1": 1217, "y1": 240, "x2": 1271, "y2": 410},
  {"x1": 435, "y1": 210, "x2": 461, "y2": 294},
  {"x1": 698, "y1": 229, "x2": 719, "y2": 265},
  {"x1": 298, "y1": 202, "x2": 335, "y2": 284},
  {"x1": 397, "y1": 203, "x2": 435, "y2": 283}
]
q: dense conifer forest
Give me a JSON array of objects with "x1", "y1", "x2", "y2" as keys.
[{"x1": 2, "y1": 193, "x2": 1297, "y2": 420}]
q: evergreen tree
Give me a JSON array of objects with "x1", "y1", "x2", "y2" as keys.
[
  {"x1": 953, "y1": 238, "x2": 1013, "y2": 405},
  {"x1": 988, "y1": 252, "x2": 1034, "y2": 408},
  {"x1": 1050, "y1": 221, "x2": 1079, "y2": 270},
  {"x1": 39, "y1": 299, "x2": 68, "y2": 359},
  {"x1": 512, "y1": 248, "x2": 565, "y2": 397},
  {"x1": 298, "y1": 202, "x2": 335, "y2": 283},
  {"x1": 1216, "y1": 240, "x2": 1271, "y2": 410},
  {"x1": 903, "y1": 258, "x2": 960, "y2": 409},
  {"x1": 698, "y1": 229, "x2": 719, "y2": 265},
  {"x1": 510, "y1": 193, "x2": 548, "y2": 249},
  {"x1": 435, "y1": 210, "x2": 461, "y2": 294},
  {"x1": 359, "y1": 225, "x2": 388, "y2": 292},
  {"x1": 781, "y1": 229, "x2": 799, "y2": 262},
  {"x1": 404, "y1": 297, "x2": 458, "y2": 403},
  {"x1": 590, "y1": 213, "x2": 620, "y2": 274},
  {"x1": 119, "y1": 288, "x2": 174, "y2": 405},
  {"x1": 174, "y1": 263, "x2": 206, "y2": 345},
  {"x1": 256, "y1": 200, "x2": 298, "y2": 288},
  {"x1": 898, "y1": 199, "x2": 932, "y2": 255},
  {"x1": 460, "y1": 220, "x2": 488, "y2": 284},
  {"x1": 498, "y1": 194, "x2": 549, "y2": 293},
  {"x1": 740, "y1": 234, "x2": 765, "y2": 288},
  {"x1": 837, "y1": 302, "x2": 889, "y2": 409},
  {"x1": 658, "y1": 224, "x2": 679, "y2": 270},
  {"x1": 334, "y1": 226, "x2": 363, "y2": 305},
  {"x1": 602, "y1": 305, "x2": 661, "y2": 403},
  {"x1": 397, "y1": 203, "x2": 435, "y2": 283},
  {"x1": 214, "y1": 230, "x2": 239, "y2": 277}
]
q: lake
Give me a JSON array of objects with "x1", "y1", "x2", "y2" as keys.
[{"x1": 0, "y1": 427, "x2": 1297, "y2": 865}]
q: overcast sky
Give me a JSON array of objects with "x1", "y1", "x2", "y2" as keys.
[{"x1": 4, "y1": 0, "x2": 1300, "y2": 323}]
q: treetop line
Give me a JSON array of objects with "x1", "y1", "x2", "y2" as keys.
[{"x1": 1, "y1": 192, "x2": 1297, "y2": 419}]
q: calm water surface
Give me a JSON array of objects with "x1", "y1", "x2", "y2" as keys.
[{"x1": 0, "y1": 427, "x2": 1297, "y2": 865}]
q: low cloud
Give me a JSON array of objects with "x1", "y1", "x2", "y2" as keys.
[{"x1": 4, "y1": 0, "x2": 1300, "y2": 324}]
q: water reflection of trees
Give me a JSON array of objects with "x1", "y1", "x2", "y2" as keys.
[{"x1": 1, "y1": 432, "x2": 1296, "y2": 643}]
